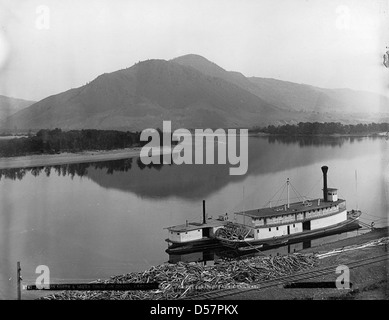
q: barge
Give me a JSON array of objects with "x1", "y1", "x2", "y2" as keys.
[{"x1": 215, "y1": 166, "x2": 362, "y2": 249}]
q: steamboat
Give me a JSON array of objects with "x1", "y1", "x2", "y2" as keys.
[
  {"x1": 165, "y1": 166, "x2": 361, "y2": 254},
  {"x1": 215, "y1": 166, "x2": 362, "y2": 250},
  {"x1": 165, "y1": 200, "x2": 229, "y2": 254}
]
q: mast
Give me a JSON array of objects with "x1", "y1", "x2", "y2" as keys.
[
  {"x1": 287, "y1": 178, "x2": 290, "y2": 208},
  {"x1": 355, "y1": 170, "x2": 359, "y2": 210}
]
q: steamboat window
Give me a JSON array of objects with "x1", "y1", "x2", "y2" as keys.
[
  {"x1": 269, "y1": 228, "x2": 271, "y2": 232},
  {"x1": 293, "y1": 224, "x2": 295, "y2": 227},
  {"x1": 276, "y1": 227, "x2": 279, "y2": 230}
]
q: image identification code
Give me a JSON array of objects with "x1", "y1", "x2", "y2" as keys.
[{"x1": 150, "y1": 304, "x2": 238, "y2": 317}]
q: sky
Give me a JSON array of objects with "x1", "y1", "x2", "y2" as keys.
[{"x1": 0, "y1": 0, "x2": 388, "y2": 101}]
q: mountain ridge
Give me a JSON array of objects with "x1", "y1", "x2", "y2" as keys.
[
  {"x1": 1, "y1": 54, "x2": 388, "y2": 131},
  {"x1": 172, "y1": 54, "x2": 388, "y2": 114},
  {"x1": 0, "y1": 95, "x2": 35, "y2": 122},
  {"x1": 2, "y1": 59, "x2": 287, "y2": 130}
]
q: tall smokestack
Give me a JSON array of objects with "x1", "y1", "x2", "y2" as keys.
[
  {"x1": 203, "y1": 200, "x2": 207, "y2": 224},
  {"x1": 321, "y1": 166, "x2": 328, "y2": 202}
]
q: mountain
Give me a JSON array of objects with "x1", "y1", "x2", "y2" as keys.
[
  {"x1": 1, "y1": 54, "x2": 388, "y2": 131},
  {"x1": 172, "y1": 54, "x2": 278, "y2": 109},
  {"x1": 1, "y1": 59, "x2": 294, "y2": 131},
  {"x1": 0, "y1": 95, "x2": 35, "y2": 122},
  {"x1": 248, "y1": 78, "x2": 389, "y2": 114},
  {"x1": 173, "y1": 54, "x2": 389, "y2": 115}
]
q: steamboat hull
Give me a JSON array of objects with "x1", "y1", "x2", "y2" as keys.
[
  {"x1": 165, "y1": 238, "x2": 220, "y2": 254},
  {"x1": 218, "y1": 211, "x2": 361, "y2": 249}
]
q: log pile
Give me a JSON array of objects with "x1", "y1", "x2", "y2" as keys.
[
  {"x1": 40, "y1": 253, "x2": 318, "y2": 300},
  {"x1": 215, "y1": 223, "x2": 251, "y2": 240}
]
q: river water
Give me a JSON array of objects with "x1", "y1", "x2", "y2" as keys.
[{"x1": 0, "y1": 136, "x2": 388, "y2": 299}]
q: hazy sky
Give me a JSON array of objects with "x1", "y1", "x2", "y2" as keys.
[{"x1": 0, "y1": 0, "x2": 388, "y2": 101}]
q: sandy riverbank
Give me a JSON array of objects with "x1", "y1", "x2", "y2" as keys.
[
  {"x1": 0, "y1": 148, "x2": 144, "y2": 170},
  {"x1": 0, "y1": 145, "x2": 183, "y2": 170}
]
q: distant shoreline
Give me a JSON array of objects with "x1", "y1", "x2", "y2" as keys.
[
  {"x1": 0, "y1": 148, "x2": 145, "y2": 170},
  {"x1": 0, "y1": 132, "x2": 387, "y2": 170},
  {"x1": 248, "y1": 132, "x2": 388, "y2": 138}
]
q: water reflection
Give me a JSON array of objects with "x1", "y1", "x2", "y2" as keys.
[
  {"x1": 0, "y1": 136, "x2": 385, "y2": 202},
  {"x1": 0, "y1": 158, "x2": 166, "y2": 181},
  {"x1": 266, "y1": 135, "x2": 379, "y2": 147},
  {"x1": 2, "y1": 136, "x2": 384, "y2": 182}
]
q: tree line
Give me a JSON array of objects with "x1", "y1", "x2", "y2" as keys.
[
  {"x1": 1, "y1": 123, "x2": 387, "y2": 158},
  {"x1": 0, "y1": 129, "x2": 144, "y2": 157},
  {"x1": 251, "y1": 122, "x2": 389, "y2": 135},
  {"x1": 0, "y1": 128, "x2": 178, "y2": 157}
]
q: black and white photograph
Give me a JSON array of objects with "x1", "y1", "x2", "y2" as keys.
[{"x1": 0, "y1": 0, "x2": 388, "y2": 308}]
